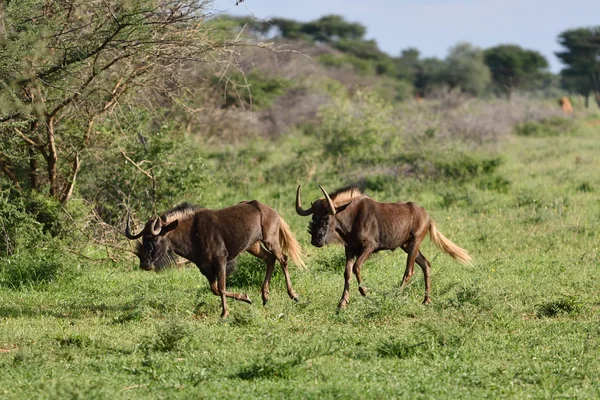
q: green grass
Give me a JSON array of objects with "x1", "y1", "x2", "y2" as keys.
[{"x1": 2, "y1": 127, "x2": 600, "y2": 399}]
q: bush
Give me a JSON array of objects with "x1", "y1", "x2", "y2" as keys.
[
  {"x1": 515, "y1": 116, "x2": 577, "y2": 137},
  {"x1": 317, "y1": 90, "x2": 400, "y2": 164},
  {"x1": 318, "y1": 53, "x2": 377, "y2": 76},
  {"x1": 210, "y1": 70, "x2": 289, "y2": 110},
  {"x1": 0, "y1": 188, "x2": 78, "y2": 290},
  {"x1": 0, "y1": 246, "x2": 77, "y2": 289},
  {"x1": 77, "y1": 109, "x2": 216, "y2": 224},
  {"x1": 433, "y1": 153, "x2": 502, "y2": 181},
  {"x1": 0, "y1": 189, "x2": 62, "y2": 256},
  {"x1": 476, "y1": 174, "x2": 511, "y2": 193}
]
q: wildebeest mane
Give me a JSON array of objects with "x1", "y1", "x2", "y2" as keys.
[
  {"x1": 326, "y1": 184, "x2": 367, "y2": 207},
  {"x1": 160, "y1": 202, "x2": 202, "y2": 224}
]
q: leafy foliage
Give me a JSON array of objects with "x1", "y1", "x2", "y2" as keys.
[
  {"x1": 77, "y1": 108, "x2": 215, "y2": 223},
  {"x1": 0, "y1": 0, "x2": 228, "y2": 203},
  {"x1": 317, "y1": 90, "x2": 398, "y2": 163},
  {"x1": 556, "y1": 27, "x2": 600, "y2": 106},
  {"x1": 211, "y1": 71, "x2": 290, "y2": 110},
  {"x1": 443, "y1": 43, "x2": 492, "y2": 96},
  {"x1": 0, "y1": 246, "x2": 76, "y2": 289},
  {"x1": 484, "y1": 45, "x2": 550, "y2": 97}
]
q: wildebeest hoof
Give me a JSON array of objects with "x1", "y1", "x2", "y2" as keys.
[
  {"x1": 358, "y1": 286, "x2": 368, "y2": 297},
  {"x1": 239, "y1": 294, "x2": 252, "y2": 304},
  {"x1": 262, "y1": 298, "x2": 268, "y2": 306},
  {"x1": 422, "y1": 297, "x2": 431, "y2": 305},
  {"x1": 221, "y1": 310, "x2": 229, "y2": 318},
  {"x1": 292, "y1": 296, "x2": 299, "y2": 302}
]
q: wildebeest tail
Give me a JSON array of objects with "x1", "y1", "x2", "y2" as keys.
[
  {"x1": 278, "y1": 217, "x2": 306, "y2": 270},
  {"x1": 429, "y1": 222, "x2": 473, "y2": 266}
]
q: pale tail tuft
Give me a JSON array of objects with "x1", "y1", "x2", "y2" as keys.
[
  {"x1": 279, "y1": 217, "x2": 307, "y2": 270},
  {"x1": 429, "y1": 222, "x2": 473, "y2": 266}
]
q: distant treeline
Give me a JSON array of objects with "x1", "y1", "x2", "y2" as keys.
[{"x1": 224, "y1": 14, "x2": 600, "y2": 105}]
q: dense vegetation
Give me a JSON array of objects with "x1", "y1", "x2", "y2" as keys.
[
  {"x1": 231, "y1": 14, "x2": 600, "y2": 102},
  {"x1": 1, "y1": 1, "x2": 600, "y2": 398}
]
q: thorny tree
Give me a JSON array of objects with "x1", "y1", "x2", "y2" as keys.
[{"x1": 0, "y1": 0, "x2": 231, "y2": 204}]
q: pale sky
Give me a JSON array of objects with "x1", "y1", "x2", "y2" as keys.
[{"x1": 210, "y1": 0, "x2": 600, "y2": 73}]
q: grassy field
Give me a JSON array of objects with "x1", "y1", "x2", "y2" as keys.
[{"x1": 1, "y1": 121, "x2": 600, "y2": 399}]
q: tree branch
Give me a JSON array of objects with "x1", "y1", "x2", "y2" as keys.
[
  {"x1": 60, "y1": 152, "x2": 80, "y2": 205},
  {"x1": 14, "y1": 127, "x2": 43, "y2": 148},
  {"x1": 0, "y1": 151, "x2": 20, "y2": 189},
  {"x1": 119, "y1": 147, "x2": 157, "y2": 210},
  {"x1": 119, "y1": 148, "x2": 153, "y2": 179}
]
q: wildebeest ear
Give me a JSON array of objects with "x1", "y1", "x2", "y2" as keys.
[
  {"x1": 160, "y1": 220, "x2": 179, "y2": 235},
  {"x1": 336, "y1": 202, "x2": 352, "y2": 214}
]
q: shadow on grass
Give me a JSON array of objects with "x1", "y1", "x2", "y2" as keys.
[
  {"x1": 536, "y1": 296, "x2": 582, "y2": 318},
  {"x1": 234, "y1": 346, "x2": 338, "y2": 380},
  {"x1": 0, "y1": 296, "x2": 146, "y2": 321}
]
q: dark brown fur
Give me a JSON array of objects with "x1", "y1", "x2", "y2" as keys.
[
  {"x1": 126, "y1": 201, "x2": 305, "y2": 318},
  {"x1": 296, "y1": 185, "x2": 472, "y2": 308}
]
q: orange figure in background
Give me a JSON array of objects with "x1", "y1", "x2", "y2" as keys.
[{"x1": 559, "y1": 96, "x2": 573, "y2": 114}]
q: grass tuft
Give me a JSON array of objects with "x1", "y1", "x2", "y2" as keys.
[{"x1": 536, "y1": 296, "x2": 583, "y2": 318}]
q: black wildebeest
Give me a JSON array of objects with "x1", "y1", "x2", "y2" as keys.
[
  {"x1": 296, "y1": 185, "x2": 472, "y2": 307},
  {"x1": 125, "y1": 201, "x2": 305, "y2": 318}
]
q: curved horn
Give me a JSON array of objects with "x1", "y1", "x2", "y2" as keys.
[
  {"x1": 295, "y1": 185, "x2": 314, "y2": 216},
  {"x1": 125, "y1": 214, "x2": 144, "y2": 240},
  {"x1": 150, "y1": 218, "x2": 162, "y2": 236},
  {"x1": 319, "y1": 184, "x2": 337, "y2": 215}
]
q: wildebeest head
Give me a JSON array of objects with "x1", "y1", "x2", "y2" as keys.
[
  {"x1": 125, "y1": 216, "x2": 179, "y2": 270},
  {"x1": 295, "y1": 185, "x2": 352, "y2": 247}
]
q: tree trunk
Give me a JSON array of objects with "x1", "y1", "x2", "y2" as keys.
[
  {"x1": 46, "y1": 117, "x2": 58, "y2": 197},
  {"x1": 60, "y1": 153, "x2": 80, "y2": 205},
  {"x1": 584, "y1": 94, "x2": 589, "y2": 108}
]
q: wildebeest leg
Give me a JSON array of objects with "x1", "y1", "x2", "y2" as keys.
[
  {"x1": 399, "y1": 240, "x2": 416, "y2": 290},
  {"x1": 339, "y1": 246, "x2": 373, "y2": 309},
  {"x1": 209, "y1": 281, "x2": 253, "y2": 304},
  {"x1": 400, "y1": 230, "x2": 430, "y2": 304},
  {"x1": 346, "y1": 247, "x2": 366, "y2": 297},
  {"x1": 262, "y1": 240, "x2": 299, "y2": 303},
  {"x1": 415, "y1": 252, "x2": 432, "y2": 304},
  {"x1": 246, "y1": 241, "x2": 276, "y2": 305},
  {"x1": 217, "y1": 259, "x2": 228, "y2": 318}
]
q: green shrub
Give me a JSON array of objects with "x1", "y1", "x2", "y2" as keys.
[
  {"x1": 515, "y1": 117, "x2": 577, "y2": 137},
  {"x1": 210, "y1": 71, "x2": 289, "y2": 110},
  {"x1": 476, "y1": 174, "x2": 511, "y2": 193},
  {"x1": 78, "y1": 109, "x2": 216, "y2": 223},
  {"x1": 318, "y1": 54, "x2": 377, "y2": 76},
  {"x1": 576, "y1": 182, "x2": 593, "y2": 193},
  {"x1": 0, "y1": 246, "x2": 77, "y2": 289},
  {"x1": 434, "y1": 153, "x2": 502, "y2": 181},
  {"x1": 317, "y1": 90, "x2": 399, "y2": 164},
  {"x1": 0, "y1": 189, "x2": 63, "y2": 255}
]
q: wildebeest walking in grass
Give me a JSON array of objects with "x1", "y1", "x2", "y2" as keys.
[
  {"x1": 125, "y1": 201, "x2": 305, "y2": 318},
  {"x1": 296, "y1": 185, "x2": 472, "y2": 308}
]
